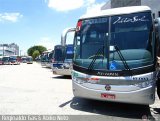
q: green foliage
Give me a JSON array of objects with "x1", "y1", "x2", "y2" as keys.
[
  {"x1": 32, "y1": 50, "x2": 40, "y2": 60},
  {"x1": 27, "y1": 45, "x2": 47, "y2": 57}
]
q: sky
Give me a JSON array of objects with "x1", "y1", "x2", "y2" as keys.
[{"x1": 0, "y1": 0, "x2": 107, "y2": 55}]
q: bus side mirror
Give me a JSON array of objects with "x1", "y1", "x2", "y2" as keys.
[{"x1": 61, "y1": 28, "x2": 76, "y2": 46}]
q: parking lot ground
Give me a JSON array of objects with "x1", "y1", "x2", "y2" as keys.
[{"x1": 0, "y1": 62, "x2": 160, "y2": 121}]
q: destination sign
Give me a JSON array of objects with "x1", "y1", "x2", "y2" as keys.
[{"x1": 83, "y1": 18, "x2": 108, "y2": 25}]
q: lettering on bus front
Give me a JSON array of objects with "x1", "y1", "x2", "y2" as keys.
[
  {"x1": 113, "y1": 16, "x2": 149, "y2": 24},
  {"x1": 97, "y1": 72, "x2": 119, "y2": 76}
]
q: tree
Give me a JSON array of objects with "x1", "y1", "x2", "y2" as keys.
[
  {"x1": 27, "y1": 45, "x2": 47, "y2": 57},
  {"x1": 32, "y1": 50, "x2": 40, "y2": 60}
]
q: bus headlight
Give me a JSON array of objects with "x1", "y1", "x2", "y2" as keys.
[
  {"x1": 73, "y1": 77, "x2": 84, "y2": 84},
  {"x1": 134, "y1": 80, "x2": 154, "y2": 88},
  {"x1": 63, "y1": 63, "x2": 70, "y2": 69}
]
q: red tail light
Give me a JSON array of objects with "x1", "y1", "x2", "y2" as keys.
[{"x1": 76, "y1": 20, "x2": 82, "y2": 31}]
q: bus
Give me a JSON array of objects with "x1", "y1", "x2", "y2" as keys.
[
  {"x1": 9, "y1": 55, "x2": 20, "y2": 65},
  {"x1": 46, "y1": 51, "x2": 53, "y2": 68},
  {"x1": 26, "y1": 56, "x2": 33, "y2": 64},
  {"x1": 41, "y1": 50, "x2": 53, "y2": 68},
  {"x1": 61, "y1": 6, "x2": 160, "y2": 105},
  {"x1": 0, "y1": 56, "x2": 3, "y2": 65},
  {"x1": 21, "y1": 56, "x2": 27, "y2": 63},
  {"x1": 52, "y1": 44, "x2": 73, "y2": 75},
  {"x1": 2, "y1": 56, "x2": 10, "y2": 65},
  {"x1": 52, "y1": 45, "x2": 65, "y2": 71}
]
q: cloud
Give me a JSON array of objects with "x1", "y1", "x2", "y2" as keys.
[
  {"x1": 47, "y1": 0, "x2": 105, "y2": 18},
  {"x1": 36, "y1": 37, "x2": 55, "y2": 50},
  {"x1": 0, "y1": 13, "x2": 23, "y2": 23},
  {"x1": 47, "y1": 0, "x2": 95, "y2": 12}
]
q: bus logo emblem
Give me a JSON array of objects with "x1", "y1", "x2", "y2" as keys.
[{"x1": 105, "y1": 85, "x2": 111, "y2": 91}]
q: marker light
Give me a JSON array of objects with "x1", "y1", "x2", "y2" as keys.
[
  {"x1": 76, "y1": 21, "x2": 82, "y2": 31},
  {"x1": 134, "y1": 80, "x2": 154, "y2": 88}
]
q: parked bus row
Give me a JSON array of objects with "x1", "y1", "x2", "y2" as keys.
[{"x1": 0, "y1": 55, "x2": 33, "y2": 65}]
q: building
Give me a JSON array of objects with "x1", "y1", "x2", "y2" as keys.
[
  {"x1": 9, "y1": 43, "x2": 19, "y2": 55},
  {"x1": 101, "y1": 0, "x2": 160, "y2": 18},
  {"x1": 0, "y1": 43, "x2": 19, "y2": 56}
]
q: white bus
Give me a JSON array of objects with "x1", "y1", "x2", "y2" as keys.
[
  {"x1": 41, "y1": 50, "x2": 53, "y2": 68},
  {"x1": 9, "y1": 55, "x2": 20, "y2": 65},
  {"x1": 26, "y1": 56, "x2": 33, "y2": 64},
  {"x1": 2, "y1": 56, "x2": 10, "y2": 65},
  {"x1": 61, "y1": 6, "x2": 160, "y2": 105},
  {"x1": 52, "y1": 44, "x2": 74, "y2": 76},
  {"x1": 0, "y1": 56, "x2": 3, "y2": 65}
]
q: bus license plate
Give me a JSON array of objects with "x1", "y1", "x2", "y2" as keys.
[{"x1": 101, "y1": 93, "x2": 116, "y2": 99}]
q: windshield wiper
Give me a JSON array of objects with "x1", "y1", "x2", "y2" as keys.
[
  {"x1": 114, "y1": 45, "x2": 131, "y2": 72},
  {"x1": 88, "y1": 46, "x2": 104, "y2": 71},
  {"x1": 87, "y1": 45, "x2": 132, "y2": 75}
]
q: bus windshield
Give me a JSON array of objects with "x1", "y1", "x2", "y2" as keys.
[
  {"x1": 54, "y1": 47, "x2": 65, "y2": 62},
  {"x1": 41, "y1": 54, "x2": 48, "y2": 62},
  {"x1": 26, "y1": 57, "x2": 32, "y2": 61},
  {"x1": 2, "y1": 57, "x2": 9, "y2": 61},
  {"x1": 66, "y1": 45, "x2": 74, "y2": 59},
  {"x1": 74, "y1": 12, "x2": 153, "y2": 71},
  {"x1": 10, "y1": 56, "x2": 17, "y2": 60}
]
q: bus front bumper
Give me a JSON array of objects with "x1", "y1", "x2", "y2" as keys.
[
  {"x1": 72, "y1": 82, "x2": 155, "y2": 105},
  {"x1": 52, "y1": 68, "x2": 72, "y2": 76}
]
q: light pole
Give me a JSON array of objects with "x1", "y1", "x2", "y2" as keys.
[{"x1": 20, "y1": 50, "x2": 22, "y2": 56}]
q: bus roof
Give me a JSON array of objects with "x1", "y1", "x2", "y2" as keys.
[
  {"x1": 66, "y1": 44, "x2": 73, "y2": 47},
  {"x1": 10, "y1": 55, "x2": 18, "y2": 57},
  {"x1": 80, "y1": 6, "x2": 151, "y2": 19},
  {"x1": 27, "y1": 56, "x2": 32, "y2": 58},
  {"x1": 43, "y1": 49, "x2": 52, "y2": 53},
  {"x1": 3, "y1": 56, "x2": 9, "y2": 57},
  {"x1": 54, "y1": 45, "x2": 63, "y2": 48}
]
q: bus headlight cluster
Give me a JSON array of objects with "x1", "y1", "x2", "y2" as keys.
[
  {"x1": 73, "y1": 77, "x2": 84, "y2": 84},
  {"x1": 63, "y1": 63, "x2": 71, "y2": 69},
  {"x1": 64, "y1": 63, "x2": 70, "y2": 68},
  {"x1": 134, "y1": 80, "x2": 154, "y2": 88}
]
